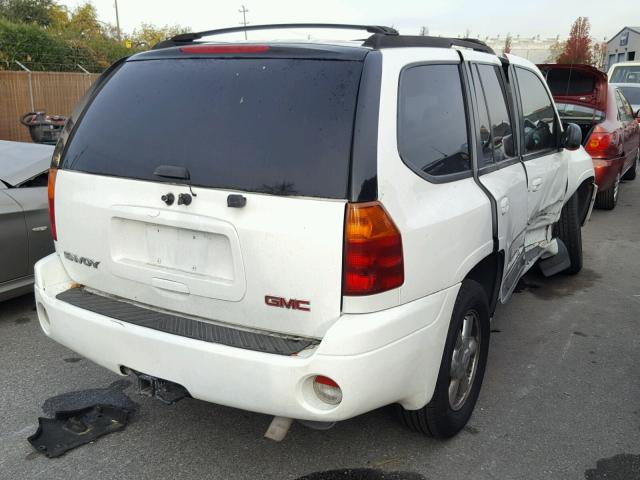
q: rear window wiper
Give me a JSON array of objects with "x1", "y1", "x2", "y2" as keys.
[{"x1": 153, "y1": 165, "x2": 197, "y2": 196}]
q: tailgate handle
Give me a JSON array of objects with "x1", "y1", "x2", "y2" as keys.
[{"x1": 227, "y1": 194, "x2": 247, "y2": 208}]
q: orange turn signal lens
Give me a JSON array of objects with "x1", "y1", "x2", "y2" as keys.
[{"x1": 343, "y1": 202, "x2": 404, "y2": 296}]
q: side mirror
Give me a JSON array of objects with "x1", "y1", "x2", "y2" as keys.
[
  {"x1": 561, "y1": 123, "x2": 582, "y2": 150},
  {"x1": 636, "y1": 108, "x2": 640, "y2": 119}
]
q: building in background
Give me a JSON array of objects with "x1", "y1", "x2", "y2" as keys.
[
  {"x1": 484, "y1": 35, "x2": 559, "y2": 63},
  {"x1": 606, "y1": 27, "x2": 639, "y2": 69}
]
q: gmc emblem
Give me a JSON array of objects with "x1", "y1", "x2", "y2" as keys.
[{"x1": 264, "y1": 295, "x2": 311, "y2": 312}]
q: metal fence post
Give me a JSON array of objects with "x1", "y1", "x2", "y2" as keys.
[{"x1": 15, "y1": 60, "x2": 34, "y2": 112}]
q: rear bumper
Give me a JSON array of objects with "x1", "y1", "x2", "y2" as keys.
[
  {"x1": 593, "y1": 158, "x2": 623, "y2": 191},
  {"x1": 34, "y1": 253, "x2": 458, "y2": 422}
]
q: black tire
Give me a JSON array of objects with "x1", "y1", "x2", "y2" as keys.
[
  {"x1": 553, "y1": 192, "x2": 583, "y2": 275},
  {"x1": 396, "y1": 280, "x2": 490, "y2": 439},
  {"x1": 622, "y1": 150, "x2": 638, "y2": 181},
  {"x1": 594, "y1": 174, "x2": 619, "y2": 210}
]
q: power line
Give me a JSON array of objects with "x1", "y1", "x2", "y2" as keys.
[{"x1": 238, "y1": 5, "x2": 249, "y2": 40}]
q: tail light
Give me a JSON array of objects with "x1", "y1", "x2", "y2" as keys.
[
  {"x1": 585, "y1": 125, "x2": 620, "y2": 159},
  {"x1": 313, "y1": 376, "x2": 342, "y2": 405},
  {"x1": 343, "y1": 202, "x2": 403, "y2": 296},
  {"x1": 47, "y1": 168, "x2": 57, "y2": 241}
]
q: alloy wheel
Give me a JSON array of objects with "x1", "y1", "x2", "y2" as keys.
[{"x1": 448, "y1": 310, "x2": 481, "y2": 411}]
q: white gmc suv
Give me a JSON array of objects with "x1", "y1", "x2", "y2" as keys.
[{"x1": 35, "y1": 24, "x2": 596, "y2": 439}]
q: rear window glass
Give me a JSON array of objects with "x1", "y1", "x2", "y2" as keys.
[
  {"x1": 555, "y1": 103, "x2": 605, "y2": 123},
  {"x1": 61, "y1": 58, "x2": 363, "y2": 198},
  {"x1": 545, "y1": 69, "x2": 596, "y2": 96},
  {"x1": 610, "y1": 66, "x2": 640, "y2": 83},
  {"x1": 619, "y1": 86, "x2": 640, "y2": 105}
]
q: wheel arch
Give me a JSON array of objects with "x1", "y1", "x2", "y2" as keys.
[
  {"x1": 463, "y1": 251, "x2": 504, "y2": 316},
  {"x1": 574, "y1": 176, "x2": 596, "y2": 225}
]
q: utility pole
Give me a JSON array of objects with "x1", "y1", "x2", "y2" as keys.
[
  {"x1": 114, "y1": 0, "x2": 121, "y2": 41},
  {"x1": 239, "y1": 5, "x2": 249, "y2": 40}
]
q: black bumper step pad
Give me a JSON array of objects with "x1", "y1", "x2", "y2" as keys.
[{"x1": 56, "y1": 287, "x2": 317, "y2": 356}]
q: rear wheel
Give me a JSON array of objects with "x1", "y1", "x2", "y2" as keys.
[
  {"x1": 553, "y1": 192, "x2": 583, "y2": 275},
  {"x1": 622, "y1": 149, "x2": 638, "y2": 181},
  {"x1": 594, "y1": 172, "x2": 620, "y2": 210},
  {"x1": 396, "y1": 280, "x2": 490, "y2": 438}
]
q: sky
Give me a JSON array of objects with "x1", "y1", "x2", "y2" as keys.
[{"x1": 58, "y1": 0, "x2": 634, "y2": 41}]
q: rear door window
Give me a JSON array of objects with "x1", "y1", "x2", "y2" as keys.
[
  {"x1": 397, "y1": 64, "x2": 471, "y2": 179},
  {"x1": 473, "y1": 64, "x2": 515, "y2": 165},
  {"x1": 471, "y1": 66, "x2": 494, "y2": 169},
  {"x1": 515, "y1": 67, "x2": 559, "y2": 154},
  {"x1": 555, "y1": 103, "x2": 605, "y2": 123},
  {"x1": 615, "y1": 90, "x2": 635, "y2": 121},
  {"x1": 61, "y1": 58, "x2": 363, "y2": 199},
  {"x1": 619, "y1": 87, "x2": 640, "y2": 106}
]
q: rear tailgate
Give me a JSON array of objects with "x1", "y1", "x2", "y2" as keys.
[
  {"x1": 538, "y1": 63, "x2": 608, "y2": 141},
  {"x1": 54, "y1": 51, "x2": 365, "y2": 338},
  {"x1": 538, "y1": 63, "x2": 608, "y2": 111}
]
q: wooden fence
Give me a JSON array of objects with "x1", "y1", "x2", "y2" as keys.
[{"x1": 0, "y1": 71, "x2": 99, "y2": 142}]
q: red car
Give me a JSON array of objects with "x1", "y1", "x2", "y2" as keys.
[{"x1": 538, "y1": 64, "x2": 640, "y2": 209}]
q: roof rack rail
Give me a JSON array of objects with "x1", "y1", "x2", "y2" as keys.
[
  {"x1": 363, "y1": 34, "x2": 495, "y2": 55},
  {"x1": 153, "y1": 23, "x2": 399, "y2": 49}
]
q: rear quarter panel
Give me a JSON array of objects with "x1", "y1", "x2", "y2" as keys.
[{"x1": 374, "y1": 49, "x2": 494, "y2": 307}]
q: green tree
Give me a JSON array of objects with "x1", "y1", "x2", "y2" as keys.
[
  {"x1": 65, "y1": 3, "x2": 102, "y2": 39},
  {"x1": 0, "y1": 0, "x2": 190, "y2": 72},
  {"x1": 0, "y1": 16, "x2": 69, "y2": 70},
  {"x1": 131, "y1": 23, "x2": 190, "y2": 48},
  {"x1": 0, "y1": 0, "x2": 54, "y2": 26},
  {"x1": 546, "y1": 38, "x2": 566, "y2": 63}
]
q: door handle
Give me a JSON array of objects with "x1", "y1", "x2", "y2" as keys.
[
  {"x1": 531, "y1": 178, "x2": 543, "y2": 192},
  {"x1": 500, "y1": 197, "x2": 510, "y2": 215}
]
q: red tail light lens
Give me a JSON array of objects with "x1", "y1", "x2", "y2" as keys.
[
  {"x1": 47, "y1": 168, "x2": 57, "y2": 241},
  {"x1": 343, "y1": 202, "x2": 404, "y2": 296},
  {"x1": 179, "y1": 45, "x2": 270, "y2": 54},
  {"x1": 585, "y1": 126, "x2": 620, "y2": 159}
]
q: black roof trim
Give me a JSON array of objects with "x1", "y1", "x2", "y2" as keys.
[
  {"x1": 363, "y1": 34, "x2": 495, "y2": 54},
  {"x1": 154, "y1": 23, "x2": 398, "y2": 49},
  {"x1": 151, "y1": 24, "x2": 496, "y2": 56}
]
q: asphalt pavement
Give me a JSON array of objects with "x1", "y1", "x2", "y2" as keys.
[{"x1": 1, "y1": 180, "x2": 639, "y2": 480}]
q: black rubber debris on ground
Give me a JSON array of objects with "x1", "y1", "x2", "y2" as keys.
[
  {"x1": 42, "y1": 379, "x2": 137, "y2": 416},
  {"x1": 295, "y1": 469, "x2": 425, "y2": 480},
  {"x1": 27, "y1": 404, "x2": 130, "y2": 458},
  {"x1": 584, "y1": 454, "x2": 640, "y2": 479}
]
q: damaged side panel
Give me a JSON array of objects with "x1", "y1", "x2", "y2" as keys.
[{"x1": 523, "y1": 149, "x2": 569, "y2": 233}]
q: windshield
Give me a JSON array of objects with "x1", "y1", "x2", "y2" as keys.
[
  {"x1": 610, "y1": 65, "x2": 640, "y2": 83},
  {"x1": 61, "y1": 58, "x2": 363, "y2": 199},
  {"x1": 618, "y1": 86, "x2": 640, "y2": 105}
]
